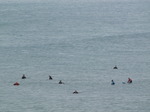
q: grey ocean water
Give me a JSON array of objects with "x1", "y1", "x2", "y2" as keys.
[{"x1": 0, "y1": 0, "x2": 150, "y2": 111}]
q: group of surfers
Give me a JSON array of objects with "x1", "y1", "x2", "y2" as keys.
[
  {"x1": 22, "y1": 74, "x2": 65, "y2": 84},
  {"x1": 19, "y1": 74, "x2": 78, "y2": 94},
  {"x1": 111, "y1": 78, "x2": 132, "y2": 85},
  {"x1": 112, "y1": 66, "x2": 133, "y2": 85},
  {"x1": 15, "y1": 71, "x2": 132, "y2": 94}
]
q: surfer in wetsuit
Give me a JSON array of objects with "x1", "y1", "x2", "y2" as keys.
[
  {"x1": 73, "y1": 90, "x2": 78, "y2": 94},
  {"x1": 59, "y1": 80, "x2": 64, "y2": 84},
  {"x1": 22, "y1": 74, "x2": 26, "y2": 79},
  {"x1": 113, "y1": 65, "x2": 118, "y2": 69},
  {"x1": 127, "y1": 78, "x2": 132, "y2": 83},
  {"x1": 111, "y1": 80, "x2": 115, "y2": 85},
  {"x1": 49, "y1": 75, "x2": 53, "y2": 80}
]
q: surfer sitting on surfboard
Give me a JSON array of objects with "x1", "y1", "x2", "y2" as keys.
[
  {"x1": 49, "y1": 75, "x2": 53, "y2": 80},
  {"x1": 127, "y1": 78, "x2": 132, "y2": 83},
  {"x1": 111, "y1": 80, "x2": 115, "y2": 85},
  {"x1": 73, "y1": 90, "x2": 78, "y2": 94},
  {"x1": 59, "y1": 80, "x2": 64, "y2": 84},
  {"x1": 22, "y1": 74, "x2": 26, "y2": 79},
  {"x1": 113, "y1": 65, "x2": 118, "y2": 69}
]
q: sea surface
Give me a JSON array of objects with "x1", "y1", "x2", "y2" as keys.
[{"x1": 0, "y1": 0, "x2": 150, "y2": 112}]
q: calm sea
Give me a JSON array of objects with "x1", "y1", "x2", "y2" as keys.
[{"x1": 0, "y1": 0, "x2": 150, "y2": 111}]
